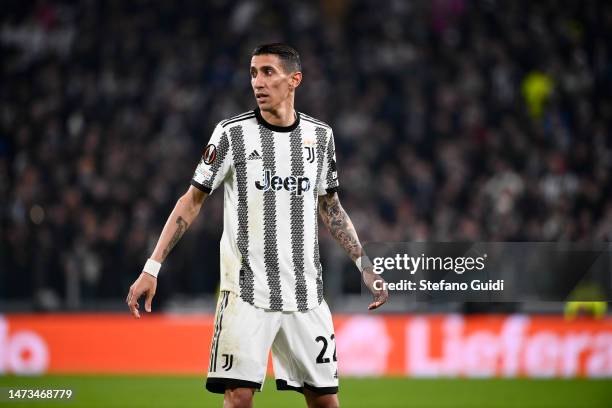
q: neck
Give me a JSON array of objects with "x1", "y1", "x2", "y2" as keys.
[{"x1": 259, "y1": 102, "x2": 296, "y2": 127}]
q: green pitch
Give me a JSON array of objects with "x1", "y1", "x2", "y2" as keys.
[{"x1": 0, "y1": 375, "x2": 610, "y2": 407}]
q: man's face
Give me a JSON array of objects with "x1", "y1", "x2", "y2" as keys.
[{"x1": 250, "y1": 54, "x2": 300, "y2": 111}]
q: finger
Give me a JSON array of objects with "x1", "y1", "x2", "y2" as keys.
[
  {"x1": 126, "y1": 288, "x2": 132, "y2": 304},
  {"x1": 128, "y1": 289, "x2": 142, "y2": 318},
  {"x1": 368, "y1": 292, "x2": 388, "y2": 310},
  {"x1": 129, "y1": 301, "x2": 140, "y2": 318},
  {"x1": 144, "y1": 291, "x2": 154, "y2": 313}
]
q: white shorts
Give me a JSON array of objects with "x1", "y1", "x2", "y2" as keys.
[{"x1": 206, "y1": 291, "x2": 338, "y2": 395}]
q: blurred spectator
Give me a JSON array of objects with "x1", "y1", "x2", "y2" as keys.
[{"x1": 1, "y1": 0, "x2": 610, "y2": 308}]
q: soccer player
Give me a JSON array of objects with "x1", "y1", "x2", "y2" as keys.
[{"x1": 126, "y1": 43, "x2": 388, "y2": 408}]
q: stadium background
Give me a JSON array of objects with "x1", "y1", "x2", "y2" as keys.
[{"x1": 1, "y1": 0, "x2": 611, "y2": 406}]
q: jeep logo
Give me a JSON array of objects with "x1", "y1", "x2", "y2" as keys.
[{"x1": 255, "y1": 169, "x2": 311, "y2": 195}]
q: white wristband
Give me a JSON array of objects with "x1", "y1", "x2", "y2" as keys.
[
  {"x1": 143, "y1": 259, "x2": 161, "y2": 278},
  {"x1": 355, "y1": 255, "x2": 373, "y2": 273}
]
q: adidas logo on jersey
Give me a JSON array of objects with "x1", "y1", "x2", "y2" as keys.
[
  {"x1": 255, "y1": 169, "x2": 311, "y2": 196},
  {"x1": 247, "y1": 150, "x2": 262, "y2": 160}
]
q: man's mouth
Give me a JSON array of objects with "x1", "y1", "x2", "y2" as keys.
[{"x1": 255, "y1": 93, "x2": 268, "y2": 101}]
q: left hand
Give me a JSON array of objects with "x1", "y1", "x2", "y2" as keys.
[{"x1": 362, "y1": 266, "x2": 388, "y2": 310}]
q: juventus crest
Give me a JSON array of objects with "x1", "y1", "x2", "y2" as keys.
[{"x1": 304, "y1": 146, "x2": 315, "y2": 163}]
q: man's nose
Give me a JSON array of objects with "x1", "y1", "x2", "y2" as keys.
[{"x1": 253, "y1": 75, "x2": 264, "y2": 89}]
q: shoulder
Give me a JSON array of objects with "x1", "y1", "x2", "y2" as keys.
[
  {"x1": 218, "y1": 110, "x2": 257, "y2": 129},
  {"x1": 299, "y1": 112, "x2": 332, "y2": 132}
]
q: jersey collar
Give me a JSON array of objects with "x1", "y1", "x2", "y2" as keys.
[{"x1": 254, "y1": 108, "x2": 300, "y2": 133}]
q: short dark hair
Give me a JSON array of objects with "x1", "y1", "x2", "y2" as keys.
[{"x1": 252, "y1": 43, "x2": 301, "y2": 73}]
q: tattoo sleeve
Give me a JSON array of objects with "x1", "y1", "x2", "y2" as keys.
[
  {"x1": 318, "y1": 192, "x2": 362, "y2": 261},
  {"x1": 162, "y1": 216, "x2": 188, "y2": 260}
]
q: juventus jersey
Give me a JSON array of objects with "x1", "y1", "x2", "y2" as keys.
[{"x1": 191, "y1": 108, "x2": 339, "y2": 312}]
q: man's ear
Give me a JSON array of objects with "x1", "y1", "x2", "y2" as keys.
[{"x1": 289, "y1": 71, "x2": 302, "y2": 90}]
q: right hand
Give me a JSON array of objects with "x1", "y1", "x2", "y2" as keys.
[{"x1": 126, "y1": 272, "x2": 158, "y2": 318}]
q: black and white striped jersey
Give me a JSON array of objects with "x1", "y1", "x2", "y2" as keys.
[{"x1": 191, "y1": 108, "x2": 339, "y2": 312}]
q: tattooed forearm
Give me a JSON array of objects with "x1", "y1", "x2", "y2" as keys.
[
  {"x1": 162, "y1": 216, "x2": 188, "y2": 260},
  {"x1": 318, "y1": 193, "x2": 362, "y2": 261}
]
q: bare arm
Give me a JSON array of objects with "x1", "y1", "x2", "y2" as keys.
[
  {"x1": 318, "y1": 192, "x2": 362, "y2": 261},
  {"x1": 150, "y1": 185, "x2": 209, "y2": 263},
  {"x1": 318, "y1": 192, "x2": 388, "y2": 310},
  {"x1": 127, "y1": 186, "x2": 209, "y2": 317}
]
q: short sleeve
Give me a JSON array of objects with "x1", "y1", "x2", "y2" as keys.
[
  {"x1": 191, "y1": 124, "x2": 232, "y2": 194},
  {"x1": 317, "y1": 130, "x2": 339, "y2": 195}
]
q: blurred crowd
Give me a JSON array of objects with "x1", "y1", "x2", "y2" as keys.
[{"x1": 1, "y1": 0, "x2": 611, "y2": 309}]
